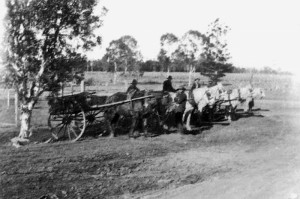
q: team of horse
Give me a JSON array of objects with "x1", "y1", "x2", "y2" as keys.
[{"x1": 103, "y1": 83, "x2": 265, "y2": 138}]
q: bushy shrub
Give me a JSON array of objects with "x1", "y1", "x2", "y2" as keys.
[{"x1": 85, "y1": 77, "x2": 95, "y2": 86}]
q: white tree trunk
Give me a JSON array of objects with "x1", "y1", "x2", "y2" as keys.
[
  {"x1": 7, "y1": 90, "x2": 10, "y2": 108},
  {"x1": 113, "y1": 62, "x2": 118, "y2": 85},
  {"x1": 18, "y1": 102, "x2": 34, "y2": 138},
  {"x1": 188, "y1": 70, "x2": 192, "y2": 87},
  {"x1": 188, "y1": 65, "x2": 194, "y2": 87},
  {"x1": 167, "y1": 67, "x2": 170, "y2": 77},
  {"x1": 125, "y1": 59, "x2": 128, "y2": 74}
]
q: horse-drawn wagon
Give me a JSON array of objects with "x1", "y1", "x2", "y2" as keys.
[{"x1": 47, "y1": 91, "x2": 155, "y2": 142}]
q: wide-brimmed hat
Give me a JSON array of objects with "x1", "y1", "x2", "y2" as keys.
[
  {"x1": 131, "y1": 79, "x2": 138, "y2": 84},
  {"x1": 167, "y1": 75, "x2": 173, "y2": 80}
]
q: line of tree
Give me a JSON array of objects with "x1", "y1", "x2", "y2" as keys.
[{"x1": 88, "y1": 18, "x2": 234, "y2": 86}]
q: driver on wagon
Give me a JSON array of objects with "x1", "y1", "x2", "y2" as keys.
[
  {"x1": 127, "y1": 79, "x2": 140, "y2": 94},
  {"x1": 162, "y1": 75, "x2": 177, "y2": 93}
]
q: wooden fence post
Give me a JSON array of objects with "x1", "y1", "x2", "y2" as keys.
[
  {"x1": 15, "y1": 92, "x2": 18, "y2": 127},
  {"x1": 71, "y1": 84, "x2": 74, "y2": 94},
  {"x1": 7, "y1": 90, "x2": 10, "y2": 108},
  {"x1": 61, "y1": 83, "x2": 64, "y2": 96},
  {"x1": 80, "y1": 80, "x2": 85, "y2": 92}
]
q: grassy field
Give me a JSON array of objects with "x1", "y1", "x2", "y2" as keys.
[
  {"x1": 85, "y1": 72, "x2": 295, "y2": 100},
  {"x1": 0, "y1": 72, "x2": 295, "y2": 128}
]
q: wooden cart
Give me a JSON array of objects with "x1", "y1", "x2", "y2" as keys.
[{"x1": 47, "y1": 91, "x2": 154, "y2": 142}]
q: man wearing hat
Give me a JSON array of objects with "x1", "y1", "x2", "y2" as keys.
[
  {"x1": 174, "y1": 85, "x2": 187, "y2": 134},
  {"x1": 162, "y1": 75, "x2": 177, "y2": 93},
  {"x1": 127, "y1": 79, "x2": 140, "y2": 94},
  {"x1": 191, "y1": 78, "x2": 201, "y2": 90},
  {"x1": 189, "y1": 77, "x2": 201, "y2": 98}
]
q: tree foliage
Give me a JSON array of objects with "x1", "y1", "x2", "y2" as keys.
[
  {"x1": 157, "y1": 49, "x2": 170, "y2": 72},
  {"x1": 140, "y1": 60, "x2": 160, "y2": 72},
  {"x1": 3, "y1": 0, "x2": 105, "y2": 138},
  {"x1": 158, "y1": 33, "x2": 178, "y2": 72},
  {"x1": 172, "y1": 30, "x2": 206, "y2": 71},
  {"x1": 104, "y1": 35, "x2": 142, "y2": 73},
  {"x1": 200, "y1": 18, "x2": 233, "y2": 85}
]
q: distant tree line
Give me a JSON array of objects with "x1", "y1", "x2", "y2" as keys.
[
  {"x1": 232, "y1": 66, "x2": 292, "y2": 75},
  {"x1": 86, "y1": 19, "x2": 290, "y2": 81},
  {"x1": 87, "y1": 60, "x2": 290, "y2": 75},
  {"x1": 87, "y1": 18, "x2": 234, "y2": 86}
]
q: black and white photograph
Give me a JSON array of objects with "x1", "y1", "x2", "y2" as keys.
[{"x1": 0, "y1": 0, "x2": 300, "y2": 198}]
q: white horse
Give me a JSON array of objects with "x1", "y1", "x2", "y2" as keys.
[
  {"x1": 183, "y1": 83, "x2": 226, "y2": 131},
  {"x1": 222, "y1": 85, "x2": 266, "y2": 121},
  {"x1": 245, "y1": 87, "x2": 266, "y2": 112}
]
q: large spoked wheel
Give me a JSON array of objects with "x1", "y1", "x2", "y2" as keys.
[
  {"x1": 85, "y1": 109, "x2": 104, "y2": 126},
  {"x1": 84, "y1": 108, "x2": 105, "y2": 133},
  {"x1": 48, "y1": 108, "x2": 86, "y2": 142}
]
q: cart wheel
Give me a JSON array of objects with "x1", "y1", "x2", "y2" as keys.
[
  {"x1": 82, "y1": 109, "x2": 105, "y2": 135},
  {"x1": 48, "y1": 109, "x2": 86, "y2": 142},
  {"x1": 85, "y1": 109, "x2": 105, "y2": 127}
]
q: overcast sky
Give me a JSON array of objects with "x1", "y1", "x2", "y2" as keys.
[{"x1": 1, "y1": 0, "x2": 300, "y2": 73}]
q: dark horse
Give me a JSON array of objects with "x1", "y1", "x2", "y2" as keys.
[
  {"x1": 103, "y1": 90, "x2": 160, "y2": 138},
  {"x1": 145, "y1": 91, "x2": 177, "y2": 131}
]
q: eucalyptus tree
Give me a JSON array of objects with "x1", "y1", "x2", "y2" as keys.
[
  {"x1": 104, "y1": 35, "x2": 141, "y2": 84},
  {"x1": 157, "y1": 49, "x2": 169, "y2": 72},
  {"x1": 158, "y1": 33, "x2": 179, "y2": 75},
  {"x1": 3, "y1": 0, "x2": 106, "y2": 139},
  {"x1": 201, "y1": 18, "x2": 233, "y2": 85},
  {"x1": 172, "y1": 30, "x2": 206, "y2": 86},
  {"x1": 119, "y1": 35, "x2": 142, "y2": 73}
]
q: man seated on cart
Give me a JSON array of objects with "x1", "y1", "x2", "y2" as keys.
[
  {"x1": 127, "y1": 79, "x2": 140, "y2": 97},
  {"x1": 162, "y1": 75, "x2": 177, "y2": 93}
]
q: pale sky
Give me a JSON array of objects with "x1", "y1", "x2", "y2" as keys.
[{"x1": 1, "y1": 0, "x2": 300, "y2": 73}]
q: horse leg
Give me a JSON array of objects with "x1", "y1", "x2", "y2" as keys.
[
  {"x1": 109, "y1": 114, "x2": 120, "y2": 138},
  {"x1": 208, "y1": 107, "x2": 214, "y2": 122},
  {"x1": 196, "y1": 111, "x2": 202, "y2": 125},
  {"x1": 142, "y1": 117, "x2": 148, "y2": 137},
  {"x1": 175, "y1": 112, "x2": 184, "y2": 134},
  {"x1": 224, "y1": 106, "x2": 228, "y2": 120},
  {"x1": 162, "y1": 112, "x2": 172, "y2": 132},
  {"x1": 129, "y1": 116, "x2": 138, "y2": 138},
  {"x1": 248, "y1": 99, "x2": 254, "y2": 113},
  {"x1": 185, "y1": 111, "x2": 192, "y2": 131},
  {"x1": 231, "y1": 106, "x2": 238, "y2": 121},
  {"x1": 103, "y1": 111, "x2": 114, "y2": 138},
  {"x1": 103, "y1": 116, "x2": 115, "y2": 138},
  {"x1": 224, "y1": 105, "x2": 232, "y2": 122},
  {"x1": 227, "y1": 106, "x2": 232, "y2": 122}
]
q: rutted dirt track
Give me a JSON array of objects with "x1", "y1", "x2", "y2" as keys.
[
  {"x1": 1, "y1": 99, "x2": 300, "y2": 199},
  {"x1": 141, "y1": 100, "x2": 300, "y2": 199}
]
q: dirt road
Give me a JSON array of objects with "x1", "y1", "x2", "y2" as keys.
[
  {"x1": 140, "y1": 100, "x2": 300, "y2": 199},
  {"x1": 1, "y1": 100, "x2": 300, "y2": 199}
]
